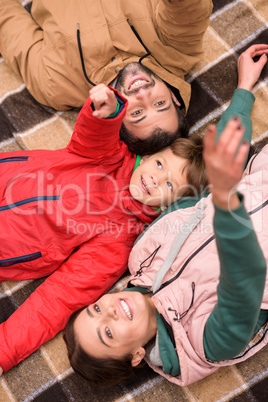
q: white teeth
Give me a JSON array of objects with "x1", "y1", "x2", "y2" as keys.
[
  {"x1": 130, "y1": 79, "x2": 147, "y2": 89},
  {"x1": 120, "y1": 299, "x2": 133, "y2": 320},
  {"x1": 141, "y1": 177, "x2": 150, "y2": 195}
]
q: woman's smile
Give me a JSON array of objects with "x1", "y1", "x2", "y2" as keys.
[{"x1": 118, "y1": 298, "x2": 133, "y2": 320}]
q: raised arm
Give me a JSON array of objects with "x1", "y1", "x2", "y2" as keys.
[
  {"x1": 67, "y1": 86, "x2": 126, "y2": 160},
  {"x1": 216, "y1": 44, "x2": 268, "y2": 143},
  {"x1": 204, "y1": 118, "x2": 249, "y2": 210},
  {"x1": 202, "y1": 119, "x2": 266, "y2": 361}
]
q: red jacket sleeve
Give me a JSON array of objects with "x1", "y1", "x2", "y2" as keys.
[
  {"x1": 0, "y1": 235, "x2": 133, "y2": 371},
  {"x1": 67, "y1": 88, "x2": 128, "y2": 161}
]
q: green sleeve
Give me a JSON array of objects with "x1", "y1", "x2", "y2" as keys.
[
  {"x1": 203, "y1": 195, "x2": 267, "y2": 361},
  {"x1": 216, "y1": 88, "x2": 255, "y2": 145}
]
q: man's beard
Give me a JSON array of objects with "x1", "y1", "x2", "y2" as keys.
[{"x1": 115, "y1": 62, "x2": 160, "y2": 96}]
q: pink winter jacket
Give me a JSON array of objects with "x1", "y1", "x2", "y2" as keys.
[{"x1": 128, "y1": 146, "x2": 268, "y2": 386}]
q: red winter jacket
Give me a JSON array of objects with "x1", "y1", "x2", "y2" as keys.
[{"x1": 0, "y1": 91, "x2": 159, "y2": 371}]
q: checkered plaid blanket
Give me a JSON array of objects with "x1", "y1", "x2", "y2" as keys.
[{"x1": 0, "y1": 1, "x2": 267, "y2": 401}]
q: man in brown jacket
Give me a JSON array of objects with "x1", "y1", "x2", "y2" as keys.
[{"x1": 0, "y1": 0, "x2": 212, "y2": 153}]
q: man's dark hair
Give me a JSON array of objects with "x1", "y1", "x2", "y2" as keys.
[{"x1": 120, "y1": 101, "x2": 189, "y2": 155}]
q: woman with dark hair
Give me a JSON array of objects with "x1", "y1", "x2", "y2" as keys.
[{"x1": 63, "y1": 45, "x2": 268, "y2": 386}]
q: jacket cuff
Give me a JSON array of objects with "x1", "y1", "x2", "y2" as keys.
[
  {"x1": 0, "y1": 350, "x2": 14, "y2": 372},
  {"x1": 230, "y1": 88, "x2": 255, "y2": 116},
  {"x1": 106, "y1": 94, "x2": 125, "y2": 118}
]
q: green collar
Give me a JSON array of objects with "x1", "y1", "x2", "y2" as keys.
[
  {"x1": 156, "y1": 311, "x2": 180, "y2": 376},
  {"x1": 133, "y1": 154, "x2": 141, "y2": 171},
  {"x1": 124, "y1": 286, "x2": 180, "y2": 376}
]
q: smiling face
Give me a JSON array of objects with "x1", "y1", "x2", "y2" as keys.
[
  {"x1": 115, "y1": 63, "x2": 180, "y2": 139},
  {"x1": 129, "y1": 147, "x2": 188, "y2": 208},
  {"x1": 74, "y1": 292, "x2": 157, "y2": 365}
]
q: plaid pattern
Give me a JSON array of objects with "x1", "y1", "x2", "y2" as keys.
[{"x1": 0, "y1": 0, "x2": 268, "y2": 400}]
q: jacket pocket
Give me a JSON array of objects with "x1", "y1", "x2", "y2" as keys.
[{"x1": 0, "y1": 252, "x2": 42, "y2": 267}]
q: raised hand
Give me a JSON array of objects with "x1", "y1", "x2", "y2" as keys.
[
  {"x1": 203, "y1": 117, "x2": 249, "y2": 210},
  {"x1": 237, "y1": 44, "x2": 268, "y2": 91},
  {"x1": 89, "y1": 84, "x2": 118, "y2": 119}
]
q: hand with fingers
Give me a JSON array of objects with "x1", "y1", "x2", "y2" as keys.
[
  {"x1": 237, "y1": 44, "x2": 268, "y2": 91},
  {"x1": 203, "y1": 117, "x2": 250, "y2": 210},
  {"x1": 89, "y1": 84, "x2": 118, "y2": 119},
  {"x1": 0, "y1": 366, "x2": 3, "y2": 376}
]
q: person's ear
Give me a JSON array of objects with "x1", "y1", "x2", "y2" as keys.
[
  {"x1": 140, "y1": 155, "x2": 150, "y2": 164},
  {"x1": 131, "y1": 347, "x2": 146, "y2": 367},
  {"x1": 171, "y1": 92, "x2": 181, "y2": 107}
]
